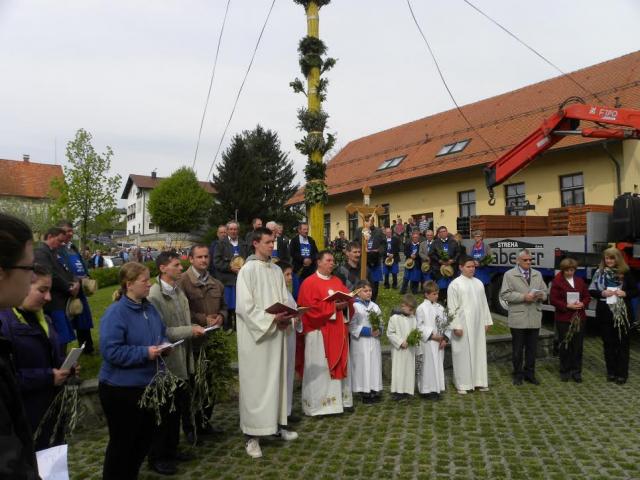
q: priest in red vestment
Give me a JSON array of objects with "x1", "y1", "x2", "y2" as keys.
[{"x1": 297, "y1": 250, "x2": 355, "y2": 416}]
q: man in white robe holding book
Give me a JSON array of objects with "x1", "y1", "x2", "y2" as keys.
[{"x1": 236, "y1": 227, "x2": 298, "y2": 459}]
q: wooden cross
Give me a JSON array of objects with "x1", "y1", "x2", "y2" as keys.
[{"x1": 345, "y1": 186, "x2": 385, "y2": 280}]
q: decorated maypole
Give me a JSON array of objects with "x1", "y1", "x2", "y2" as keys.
[{"x1": 291, "y1": 0, "x2": 336, "y2": 248}]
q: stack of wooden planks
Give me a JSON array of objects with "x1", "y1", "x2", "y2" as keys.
[
  {"x1": 548, "y1": 205, "x2": 612, "y2": 235},
  {"x1": 470, "y1": 215, "x2": 549, "y2": 238}
]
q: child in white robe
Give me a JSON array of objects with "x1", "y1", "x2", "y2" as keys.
[
  {"x1": 386, "y1": 294, "x2": 418, "y2": 399},
  {"x1": 277, "y1": 261, "x2": 303, "y2": 423},
  {"x1": 416, "y1": 281, "x2": 450, "y2": 400},
  {"x1": 349, "y1": 280, "x2": 383, "y2": 404}
]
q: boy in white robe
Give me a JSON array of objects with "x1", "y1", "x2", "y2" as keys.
[
  {"x1": 277, "y1": 261, "x2": 304, "y2": 423},
  {"x1": 349, "y1": 280, "x2": 383, "y2": 404},
  {"x1": 386, "y1": 294, "x2": 418, "y2": 399},
  {"x1": 416, "y1": 281, "x2": 450, "y2": 400},
  {"x1": 447, "y1": 255, "x2": 493, "y2": 395}
]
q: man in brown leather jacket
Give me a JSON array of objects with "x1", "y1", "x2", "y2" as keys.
[{"x1": 178, "y1": 244, "x2": 227, "y2": 440}]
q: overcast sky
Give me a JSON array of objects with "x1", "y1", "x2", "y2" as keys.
[{"x1": 1, "y1": 0, "x2": 638, "y2": 196}]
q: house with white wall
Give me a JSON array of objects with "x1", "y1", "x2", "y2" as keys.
[{"x1": 121, "y1": 171, "x2": 216, "y2": 236}]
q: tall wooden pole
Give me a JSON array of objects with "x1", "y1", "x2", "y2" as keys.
[{"x1": 305, "y1": 1, "x2": 324, "y2": 248}]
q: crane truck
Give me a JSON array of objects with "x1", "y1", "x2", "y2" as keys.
[{"x1": 463, "y1": 100, "x2": 640, "y2": 317}]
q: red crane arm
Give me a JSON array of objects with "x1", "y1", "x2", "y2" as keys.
[{"x1": 484, "y1": 104, "x2": 640, "y2": 202}]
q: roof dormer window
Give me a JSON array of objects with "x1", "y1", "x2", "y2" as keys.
[
  {"x1": 377, "y1": 155, "x2": 406, "y2": 171},
  {"x1": 436, "y1": 139, "x2": 470, "y2": 156}
]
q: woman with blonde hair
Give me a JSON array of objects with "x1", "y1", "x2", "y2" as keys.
[
  {"x1": 589, "y1": 248, "x2": 638, "y2": 384},
  {"x1": 99, "y1": 262, "x2": 168, "y2": 479}
]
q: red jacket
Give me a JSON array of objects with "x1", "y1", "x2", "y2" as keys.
[{"x1": 549, "y1": 272, "x2": 591, "y2": 322}]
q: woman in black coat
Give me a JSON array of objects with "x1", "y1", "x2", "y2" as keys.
[
  {"x1": 589, "y1": 248, "x2": 638, "y2": 384},
  {"x1": 0, "y1": 265, "x2": 73, "y2": 450}
]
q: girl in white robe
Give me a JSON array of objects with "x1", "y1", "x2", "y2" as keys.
[
  {"x1": 349, "y1": 281, "x2": 383, "y2": 403},
  {"x1": 416, "y1": 281, "x2": 450, "y2": 399},
  {"x1": 386, "y1": 295, "x2": 418, "y2": 398}
]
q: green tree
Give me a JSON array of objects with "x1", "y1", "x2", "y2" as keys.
[
  {"x1": 147, "y1": 167, "x2": 213, "y2": 232},
  {"x1": 212, "y1": 125, "x2": 300, "y2": 229},
  {"x1": 50, "y1": 129, "x2": 122, "y2": 248}
]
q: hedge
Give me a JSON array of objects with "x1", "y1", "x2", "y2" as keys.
[{"x1": 88, "y1": 260, "x2": 193, "y2": 289}]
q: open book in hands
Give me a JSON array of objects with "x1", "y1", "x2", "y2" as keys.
[
  {"x1": 265, "y1": 303, "x2": 310, "y2": 316},
  {"x1": 157, "y1": 339, "x2": 184, "y2": 352},
  {"x1": 322, "y1": 288, "x2": 361, "y2": 303},
  {"x1": 60, "y1": 343, "x2": 85, "y2": 370}
]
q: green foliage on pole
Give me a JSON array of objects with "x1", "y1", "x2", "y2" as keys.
[
  {"x1": 291, "y1": 3, "x2": 336, "y2": 209},
  {"x1": 147, "y1": 167, "x2": 213, "y2": 233},
  {"x1": 50, "y1": 128, "x2": 122, "y2": 248},
  {"x1": 293, "y1": 0, "x2": 331, "y2": 8},
  {"x1": 211, "y1": 125, "x2": 300, "y2": 229}
]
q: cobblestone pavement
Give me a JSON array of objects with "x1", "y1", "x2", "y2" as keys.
[{"x1": 69, "y1": 333, "x2": 640, "y2": 480}]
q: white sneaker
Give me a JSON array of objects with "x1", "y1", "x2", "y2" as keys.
[
  {"x1": 477, "y1": 387, "x2": 489, "y2": 392},
  {"x1": 457, "y1": 389, "x2": 467, "y2": 395},
  {"x1": 276, "y1": 429, "x2": 298, "y2": 441},
  {"x1": 245, "y1": 438, "x2": 262, "y2": 458}
]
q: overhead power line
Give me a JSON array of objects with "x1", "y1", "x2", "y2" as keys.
[
  {"x1": 405, "y1": 0, "x2": 500, "y2": 159},
  {"x1": 461, "y1": 0, "x2": 605, "y2": 105},
  {"x1": 192, "y1": 0, "x2": 232, "y2": 170},
  {"x1": 206, "y1": 0, "x2": 277, "y2": 181}
]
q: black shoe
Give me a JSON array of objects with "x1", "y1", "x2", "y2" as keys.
[
  {"x1": 198, "y1": 425, "x2": 224, "y2": 436},
  {"x1": 615, "y1": 377, "x2": 627, "y2": 385},
  {"x1": 607, "y1": 375, "x2": 616, "y2": 382},
  {"x1": 371, "y1": 393, "x2": 382, "y2": 403},
  {"x1": 383, "y1": 284, "x2": 390, "y2": 289},
  {"x1": 185, "y1": 431, "x2": 203, "y2": 446},
  {"x1": 287, "y1": 414, "x2": 301, "y2": 424},
  {"x1": 524, "y1": 377, "x2": 540, "y2": 385},
  {"x1": 572, "y1": 374, "x2": 583, "y2": 384},
  {"x1": 512, "y1": 377, "x2": 523, "y2": 386},
  {"x1": 173, "y1": 450, "x2": 196, "y2": 462},
  {"x1": 560, "y1": 374, "x2": 570, "y2": 382},
  {"x1": 148, "y1": 460, "x2": 178, "y2": 476},
  {"x1": 362, "y1": 395, "x2": 375, "y2": 404},
  {"x1": 343, "y1": 406, "x2": 355, "y2": 413},
  {"x1": 392, "y1": 393, "x2": 403, "y2": 401}
]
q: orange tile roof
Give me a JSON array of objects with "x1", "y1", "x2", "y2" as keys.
[
  {"x1": 121, "y1": 174, "x2": 217, "y2": 199},
  {"x1": 0, "y1": 158, "x2": 63, "y2": 199},
  {"x1": 288, "y1": 50, "x2": 640, "y2": 204}
]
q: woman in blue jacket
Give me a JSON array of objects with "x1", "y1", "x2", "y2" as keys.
[
  {"x1": 99, "y1": 262, "x2": 167, "y2": 480},
  {"x1": 0, "y1": 264, "x2": 72, "y2": 450}
]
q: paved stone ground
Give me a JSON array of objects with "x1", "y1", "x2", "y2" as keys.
[{"x1": 68, "y1": 333, "x2": 640, "y2": 480}]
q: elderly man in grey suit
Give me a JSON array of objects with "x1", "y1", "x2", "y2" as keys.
[{"x1": 500, "y1": 249, "x2": 547, "y2": 386}]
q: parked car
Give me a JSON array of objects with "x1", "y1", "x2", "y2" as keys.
[{"x1": 103, "y1": 256, "x2": 124, "y2": 268}]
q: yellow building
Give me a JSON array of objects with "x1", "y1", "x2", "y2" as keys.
[{"x1": 288, "y1": 51, "x2": 640, "y2": 241}]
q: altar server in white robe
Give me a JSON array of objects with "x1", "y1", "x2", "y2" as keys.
[
  {"x1": 447, "y1": 255, "x2": 493, "y2": 394},
  {"x1": 386, "y1": 294, "x2": 418, "y2": 398},
  {"x1": 349, "y1": 280, "x2": 383, "y2": 404},
  {"x1": 416, "y1": 280, "x2": 450, "y2": 400},
  {"x1": 276, "y1": 260, "x2": 303, "y2": 423},
  {"x1": 236, "y1": 228, "x2": 299, "y2": 459}
]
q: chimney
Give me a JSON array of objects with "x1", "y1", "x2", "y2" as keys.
[
  {"x1": 23, "y1": 154, "x2": 30, "y2": 162},
  {"x1": 151, "y1": 169, "x2": 157, "y2": 179}
]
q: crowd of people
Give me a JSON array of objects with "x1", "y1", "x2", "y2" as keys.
[{"x1": 0, "y1": 212, "x2": 637, "y2": 478}]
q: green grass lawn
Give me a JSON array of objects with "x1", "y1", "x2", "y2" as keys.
[
  {"x1": 375, "y1": 286, "x2": 511, "y2": 337},
  {"x1": 73, "y1": 285, "x2": 117, "y2": 379}
]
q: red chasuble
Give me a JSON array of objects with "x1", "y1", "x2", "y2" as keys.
[{"x1": 296, "y1": 273, "x2": 354, "y2": 380}]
